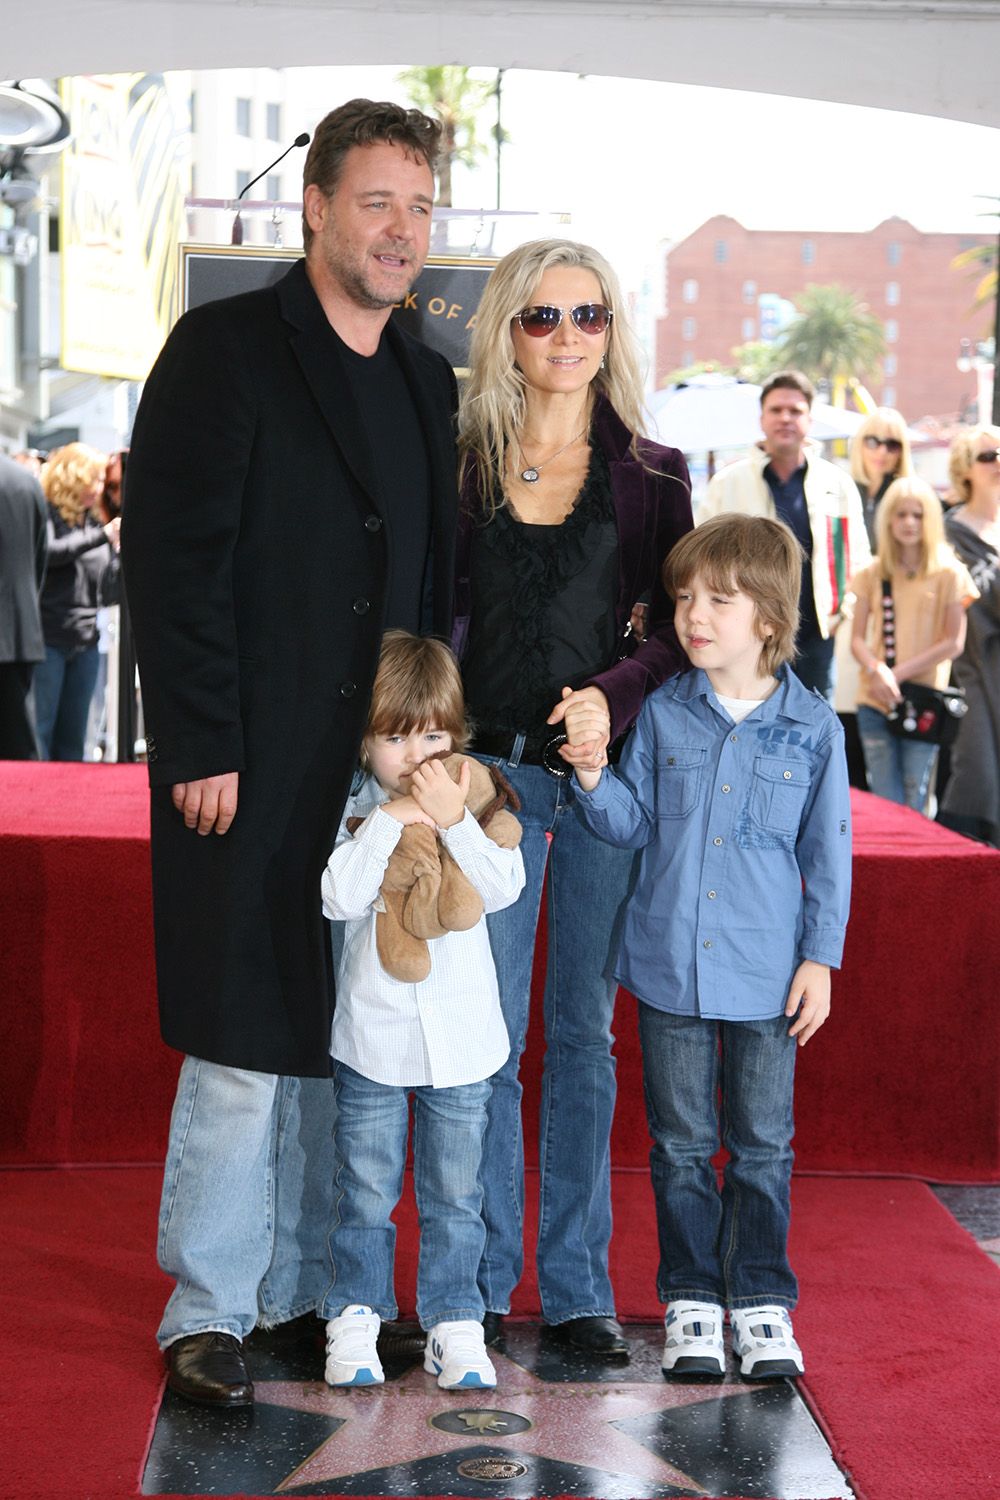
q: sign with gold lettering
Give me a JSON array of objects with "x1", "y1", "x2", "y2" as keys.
[
  {"x1": 179, "y1": 245, "x2": 495, "y2": 373},
  {"x1": 61, "y1": 73, "x2": 189, "y2": 380}
]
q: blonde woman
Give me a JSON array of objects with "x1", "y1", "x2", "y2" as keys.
[
  {"x1": 850, "y1": 477, "x2": 976, "y2": 810},
  {"x1": 849, "y1": 408, "x2": 913, "y2": 550},
  {"x1": 34, "y1": 442, "x2": 118, "y2": 759},
  {"x1": 938, "y1": 425, "x2": 1000, "y2": 843},
  {"x1": 453, "y1": 239, "x2": 693, "y2": 1354}
]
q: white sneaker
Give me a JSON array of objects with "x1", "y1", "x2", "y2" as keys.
[
  {"x1": 729, "y1": 1305, "x2": 804, "y2": 1379},
  {"x1": 325, "y1": 1305, "x2": 384, "y2": 1386},
  {"x1": 423, "y1": 1319, "x2": 497, "y2": 1389},
  {"x1": 661, "y1": 1301, "x2": 725, "y2": 1376}
]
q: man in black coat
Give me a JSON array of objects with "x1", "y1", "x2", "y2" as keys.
[
  {"x1": 123, "y1": 99, "x2": 457, "y2": 1407},
  {"x1": 0, "y1": 451, "x2": 49, "y2": 758}
]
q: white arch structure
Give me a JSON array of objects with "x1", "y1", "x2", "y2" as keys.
[{"x1": 7, "y1": 0, "x2": 1000, "y2": 132}]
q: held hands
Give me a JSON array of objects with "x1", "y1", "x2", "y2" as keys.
[
  {"x1": 409, "y1": 755, "x2": 471, "y2": 829},
  {"x1": 172, "y1": 772, "x2": 239, "y2": 835},
  {"x1": 548, "y1": 686, "x2": 611, "y2": 772},
  {"x1": 785, "y1": 960, "x2": 831, "y2": 1046}
]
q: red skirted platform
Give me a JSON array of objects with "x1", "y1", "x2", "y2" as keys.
[{"x1": 2, "y1": 764, "x2": 999, "y2": 1178}]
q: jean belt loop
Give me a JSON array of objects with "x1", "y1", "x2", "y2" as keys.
[{"x1": 509, "y1": 731, "x2": 526, "y2": 769}]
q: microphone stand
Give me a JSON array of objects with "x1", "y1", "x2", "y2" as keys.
[{"x1": 231, "y1": 132, "x2": 310, "y2": 245}]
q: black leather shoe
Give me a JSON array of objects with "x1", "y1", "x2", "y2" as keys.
[
  {"x1": 482, "y1": 1311, "x2": 504, "y2": 1347},
  {"x1": 164, "y1": 1331, "x2": 254, "y2": 1407},
  {"x1": 553, "y1": 1316, "x2": 630, "y2": 1357}
]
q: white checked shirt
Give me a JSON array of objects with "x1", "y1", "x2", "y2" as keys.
[{"x1": 321, "y1": 774, "x2": 524, "y2": 1089}]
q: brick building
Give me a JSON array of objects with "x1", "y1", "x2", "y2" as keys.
[{"x1": 655, "y1": 215, "x2": 995, "y2": 423}]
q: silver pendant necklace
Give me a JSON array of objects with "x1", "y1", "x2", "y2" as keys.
[{"x1": 520, "y1": 427, "x2": 587, "y2": 484}]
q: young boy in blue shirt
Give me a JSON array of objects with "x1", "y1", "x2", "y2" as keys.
[{"x1": 574, "y1": 514, "x2": 851, "y2": 1379}]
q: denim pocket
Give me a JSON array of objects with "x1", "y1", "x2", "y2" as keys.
[
  {"x1": 655, "y1": 746, "x2": 706, "y2": 817},
  {"x1": 748, "y1": 756, "x2": 811, "y2": 835}
]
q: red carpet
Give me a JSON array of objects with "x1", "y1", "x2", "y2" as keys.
[
  {"x1": 2, "y1": 1165, "x2": 998, "y2": 1500},
  {"x1": 3, "y1": 766, "x2": 1000, "y2": 1179}
]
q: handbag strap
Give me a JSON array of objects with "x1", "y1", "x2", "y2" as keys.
[{"x1": 880, "y1": 578, "x2": 896, "y2": 670}]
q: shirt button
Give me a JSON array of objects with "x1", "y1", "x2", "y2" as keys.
[
  {"x1": 364, "y1": 514, "x2": 382, "y2": 531},
  {"x1": 722, "y1": 784, "x2": 730, "y2": 793},
  {"x1": 666, "y1": 756, "x2": 675, "y2": 765},
  {"x1": 708, "y1": 890, "x2": 716, "y2": 899},
  {"x1": 713, "y1": 837, "x2": 722, "y2": 846},
  {"x1": 703, "y1": 940, "x2": 712, "y2": 948},
  {"x1": 353, "y1": 598, "x2": 370, "y2": 614},
  {"x1": 783, "y1": 769, "x2": 792, "y2": 779},
  {"x1": 340, "y1": 681, "x2": 356, "y2": 698},
  {"x1": 730, "y1": 734, "x2": 738, "y2": 742}
]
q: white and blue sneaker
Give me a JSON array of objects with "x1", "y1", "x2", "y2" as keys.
[
  {"x1": 423, "y1": 1319, "x2": 497, "y2": 1389},
  {"x1": 662, "y1": 1301, "x2": 726, "y2": 1376},
  {"x1": 325, "y1": 1305, "x2": 384, "y2": 1386},
  {"x1": 729, "y1": 1305, "x2": 804, "y2": 1379}
]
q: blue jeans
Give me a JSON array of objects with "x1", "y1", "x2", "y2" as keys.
[
  {"x1": 473, "y1": 755, "x2": 635, "y2": 1324},
  {"x1": 157, "y1": 1057, "x2": 337, "y2": 1347},
  {"x1": 33, "y1": 641, "x2": 100, "y2": 760},
  {"x1": 638, "y1": 1004, "x2": 798, "y2": 1310},
  {"x1": 857, "y1": 703, "x2": 938, "y2": 811},
  {"x1": 320, "y1": 1063, "x2": 491, "y2": 1330}
]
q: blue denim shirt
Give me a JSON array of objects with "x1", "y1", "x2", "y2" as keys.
[{"x1": 575, "y1": 666, "x2": 852, "y2": 1020}]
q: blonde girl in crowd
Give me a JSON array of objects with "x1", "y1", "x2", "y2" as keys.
[
  {"x1": 849, "y1": 408, "x2": 913, "y2": 550},
  {"x1": 850, "y1": 477, "x2": 976, "y2": 811}
]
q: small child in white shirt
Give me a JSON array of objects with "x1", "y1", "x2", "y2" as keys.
[{"x1": 320, "y1": 631, "x2": 525, "y2": 1391}]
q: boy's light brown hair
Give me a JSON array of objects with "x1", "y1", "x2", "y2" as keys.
[
  {"x1": 662, "y1": 515, "x2": 803, "y2": 678},
  {"x1": 362, "y1": 631, "x2": 470, "y2": 766}
]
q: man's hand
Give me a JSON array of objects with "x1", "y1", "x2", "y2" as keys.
[
  {"x1": 785, "y1": 960, "x2": 831, "y2": 1046},
  {"x1": 172, "y1": 772, "x2": 240, "y2": 836},
  {"x1": 410, "y1": 756, "x2": 470, "y2": 829}
]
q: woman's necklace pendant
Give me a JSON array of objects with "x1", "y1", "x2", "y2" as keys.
[{"x1": 521, "y1": 467, "x2": 540, "y2": 484}]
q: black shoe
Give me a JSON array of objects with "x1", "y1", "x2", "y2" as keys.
[
  {"x1": 482, "y1": 1311, "x2": 504, "y2": 1347},
  {"x1": 164, "y1": 1331, "x2": 254, "y2": 1407},
  {"x1": 553, "y1": 1316, "x2": 629, "y2": 1358}
]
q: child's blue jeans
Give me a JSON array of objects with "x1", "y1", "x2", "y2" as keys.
[
  {"x1": 321, "y1": 1062, "x2": 491, "y2": 1331},
  {"x1": 638, "y1": 1003, "x2": 798, "y2": 1310}
]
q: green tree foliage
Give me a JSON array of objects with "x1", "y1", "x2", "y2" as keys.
[
  {"x1": 952, "y1": 240, "x2": 997, "y2": 327},
  {"x1": 730, "y1": 340, "x2": 786, "y2": 386},
  {"x1": 396, "y1": 66, "x2": 494, "y2": 207},
  {"x1": 772, "y1": 284, "x2": 887, "y2": 386}
]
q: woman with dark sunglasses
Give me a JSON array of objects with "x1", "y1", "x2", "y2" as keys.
[
  {"x1": 453, "y1": 239, "x2": 693, "y2": 1354},
  {"x1": 937, "y1": 424, "x2": 1000, "y2": 845},
  {"x1": 848, "y1": 408, "x2": 913, "y2": 550}
]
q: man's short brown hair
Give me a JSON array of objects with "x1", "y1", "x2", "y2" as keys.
[
  {"x1": 662, "y1": 515, "x2": 803, "y2": 677},
  {"x1": 301, "y1": 98, "x2": 442, "y2": 251},
  {"x1": 760, "y1": 369, "x2": 816, "y2": 410}
]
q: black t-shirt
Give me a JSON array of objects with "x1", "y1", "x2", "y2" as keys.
[{"x1": 335, "y1": 329, "x2": 431, "y2": 634}]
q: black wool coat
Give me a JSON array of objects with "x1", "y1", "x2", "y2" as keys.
[
  {"x1": 123, "y1": 260, "x2": 458, "y2": 1077},
  {"x1": 0, "y1": 453, "x2": 49, "y2": 664}
]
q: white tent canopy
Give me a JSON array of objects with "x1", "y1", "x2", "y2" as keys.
[{"x1": 7, "y1": 1, "x2": 1000, "y2": 131}]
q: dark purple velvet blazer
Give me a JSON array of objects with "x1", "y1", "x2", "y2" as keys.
[{"x1": 453, "y1": 393, "x2": 694, "y2": 741}]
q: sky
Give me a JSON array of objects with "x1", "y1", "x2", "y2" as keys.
[{"x1": 275, "y1": 64, "x2": 1000, "y2": 293}]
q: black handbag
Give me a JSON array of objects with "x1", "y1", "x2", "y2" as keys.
[{"x1": 880, "y1": 580, "x2": 968, "y2": 746}]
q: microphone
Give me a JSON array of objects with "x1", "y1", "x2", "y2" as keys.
[{"x1": 231, "y1": 132, "x2": 310, "y2": 245}]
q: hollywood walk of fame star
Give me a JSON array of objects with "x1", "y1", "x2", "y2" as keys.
[{"x1": 256, "y1": 1350, "x2": 759, "y2": 1493}]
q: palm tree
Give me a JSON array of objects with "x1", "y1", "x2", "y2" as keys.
[
  {"x1": 396, "y1": 66, "x2": 494, "y2": 206},
  {"x1": 773, "y1": 284, "x2": 887, "y2": 389},
  {"x1": 952, "y1": 240, "x2": 997, "y2": 325}
]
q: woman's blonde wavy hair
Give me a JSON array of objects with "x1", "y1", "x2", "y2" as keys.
[
  {"x1": 948, "y1": 423, "x2": 1000, "y2": 504},
  {"x1": 458, "y1": 239, "x2": 647, "y2": 514},
  {"x1": 848, "y1": 408, "x2": 913, "y2": 487},
  {"x1": 40, "y1": 443, "x2": 106, "y2": 526}
]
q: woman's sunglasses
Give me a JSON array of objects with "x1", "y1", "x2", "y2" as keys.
[
  {"x1": 863, "y1": 435, "x2": 903, "y2": 454},
  {"x1": 515, "y1": 303, "x2": 613, "y2": 338},
  {"x1": 974, "y1": 449, "x2": 1000, "y2": 464}
]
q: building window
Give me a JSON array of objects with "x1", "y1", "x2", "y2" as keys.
[
  {"x1": 715, "y1": 240, "x2": 728, "y2": 264},
  {"x1": 682, "y1": 350, "x2": 695, "y2": 368},
  {"x1": 887, "y1": 241, "x2": 901, "y2": 266},
  {"x1": 883, "y1": 386, "x2": 896, "y2": 407},
  {"x1": 886, "y1": 282, "x2": 900, "y2": 306},
  {"x1": 236, "y1": 169, "x2": 251, "y2": 197},
  {"x1": 682, "y1": 279, "x2": 698, "y2": 303},
  {"x1": 885, "y1": 319, "x2": 899, "y2": 344},
  {"x1": 801, "y1": 240, "x2": 815, "y2": 266},
  {"x1": 682, "y1": 317, "x2": 696, "y2": 341},
  {"x1": 266, "y1": 174, "x2": 281, "y2": 201},
  {"x1": 740, "y1": 317, "x2": 755, "y2": 341},
  {"x1": 742, "y1": 280, "x2": 756, "y2": 304},
  {"x1": 236, "y1": 98, "x2": 251, "y2": 136},
  {"x1": 266, "y1": 103, "x2": 281, "y2": 142},
  {"x1": 884, "y1": 353, "x2": 898, "y2": 377},
  {"x1": 189, "y1": 92, "x2": 196, "y2": 132}
]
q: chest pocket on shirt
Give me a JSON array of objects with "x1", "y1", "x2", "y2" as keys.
[
  {"x1": 656, "y1": 747, "x2": 706, "y2": 817},
  {"x1": 749, "y1": 757, "x2": 811, "y2": 835}
]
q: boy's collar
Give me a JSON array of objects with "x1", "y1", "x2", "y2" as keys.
[{"x1": 677, "y1": 665, "x2": 824, "y2": 726}]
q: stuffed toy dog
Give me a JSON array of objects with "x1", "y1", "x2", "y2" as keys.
[{"x1": 347, "y1": 753, "x2": 521, "y2": 983}]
